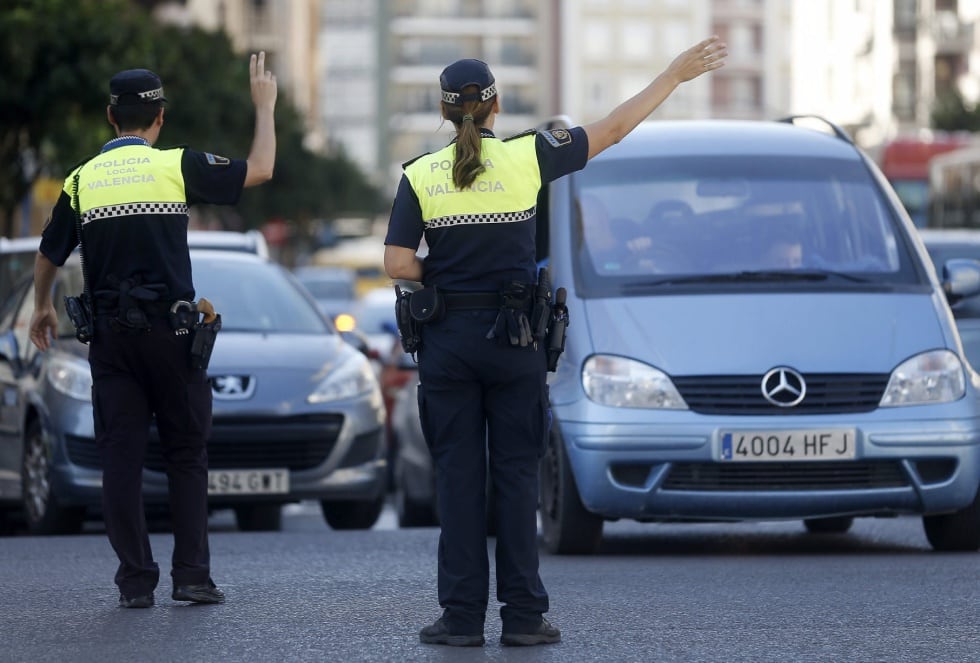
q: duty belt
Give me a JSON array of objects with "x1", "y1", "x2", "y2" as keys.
[
  {"x1": 442, "y1": 291, "x2": 500, "y2": 311},
  {"x1": 94, "y1": 299, "x2": 177, "y2": 317}
]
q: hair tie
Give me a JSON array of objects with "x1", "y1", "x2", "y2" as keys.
[{"x1": 462, "y1": 114, "x2": 474, "y2": 122}]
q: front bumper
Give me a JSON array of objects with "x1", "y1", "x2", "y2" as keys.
[{"x1": 557, "y1": 408, "x2": 980, "y2": 522}]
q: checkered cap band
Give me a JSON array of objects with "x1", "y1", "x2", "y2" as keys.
[
  {"x1": 81, "y1": 202, "x2": 189, "y2": 224},
  {"x1": 441, "y1": 83, "x2": 497, "y2": 105},
  {"x1": 425, "y1": 206, "x2": 534, "y2": 230}
]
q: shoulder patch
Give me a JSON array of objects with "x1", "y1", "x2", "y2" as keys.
[
  {"x1": 503, "y1": 129, "x2": 537, "y2": 142},
  {"x1": 402, "y1": 152, "x2": 431, "y2": 170},
  {"x1": 541, "y1": 129, "x2": 573, "y2": 148},
  {"x1": 205, "y1": 152, "x2": 231, "y2": 166}
]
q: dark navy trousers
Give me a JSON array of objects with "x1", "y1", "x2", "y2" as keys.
[
  {"x1": 417, "y1": 308, "x2": 551, "y2": 635},
  {"x1": 89, "y1": 314, "x2": 213, "y2": 598}
]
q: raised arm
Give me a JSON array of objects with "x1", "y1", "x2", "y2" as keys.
[
  {"x1": 584, "y1": 36, "x2": 727, "y2": 161},
  {"x1": 244, "y1": 51, "x2": 278, "y2": 188}
]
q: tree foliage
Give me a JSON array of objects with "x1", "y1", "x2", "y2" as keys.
[
  {"x1": 931, "y1": 89, "x2": 980, "y2": 133},
  {"x1": 0, "y1": 0, "x2": 382, "y2": 236}
]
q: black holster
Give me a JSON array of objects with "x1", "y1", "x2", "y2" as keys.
[
  {"x1": 189, "y1": 314, "x2": 222, "y2": 370},
  {"x1": 394, "y1": 285, "x2": 422, "y2": 355},
  {"x1": 64, "y1": 293, "x2": 94, "y2": 344},
  {"x1": 546, "y1": 287, "x2": 569, "y2": 372}
]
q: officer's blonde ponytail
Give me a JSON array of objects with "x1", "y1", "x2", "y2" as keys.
[{"x1": 442, "y1": 89, "x2": 495, "y2": 190}]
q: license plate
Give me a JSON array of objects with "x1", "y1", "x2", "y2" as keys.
[
  {"x1": 720, "y1": 430, "x2": 855, "y2": 461},
  {"x1": 207, "y1": 469, "x2": 289, "y2": 495}
]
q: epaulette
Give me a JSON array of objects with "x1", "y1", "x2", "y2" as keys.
[
  {"x1": 402, "y1": 152, "x2": 431, "y2": 169},
  {"x1": 503, "y1": 129, "x2": 537, "y2": 142},
  {"x1": 158, "y1": 143, "x2": 187, "y2": 151}
]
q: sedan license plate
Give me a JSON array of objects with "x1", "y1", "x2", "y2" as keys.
[
  {"x1": 720, "y1": 430, "x2": 855, "y2": 462},
  {"x1": 207, "y1": 469, "x2": 289, "y2": 495}
]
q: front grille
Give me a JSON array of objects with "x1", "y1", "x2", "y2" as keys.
[
  {"x1": 672, "y1": 374, "x2": 889, "y2": 415},
  {"x1": 662, "y1": 461, "x2": 908, "y2": 491},
  {"x1": 66, "y1": 414, "x2": 344, "y2": 472}
]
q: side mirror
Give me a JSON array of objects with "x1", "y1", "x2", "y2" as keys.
[{"x1": 943, "y1": 258, "x2": 980, "y2": 304}]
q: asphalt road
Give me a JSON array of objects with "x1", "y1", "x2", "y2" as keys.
[{"x1": 1, "y1": 503, "x2": 979, "y2": 663}]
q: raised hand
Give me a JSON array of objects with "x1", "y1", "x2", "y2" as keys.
[
  {"x1": 668, "y1": 36, "x2": 728, "y2": 84},
  {"x1": 250, "y1": 51, "x2": 278, "y2": 110}
]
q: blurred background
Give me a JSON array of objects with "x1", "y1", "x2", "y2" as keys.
[{"x1": 4, "y1": 0, "x2": 980, "y2": 265}]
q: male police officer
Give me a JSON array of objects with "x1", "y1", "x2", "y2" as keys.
[{"x1": 29, "y1": 53, "x2": 277, "y2": 608}]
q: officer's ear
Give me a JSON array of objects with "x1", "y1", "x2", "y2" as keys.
[{"x1": 106, "y1": 106, "x2": 120, "y2": 133}]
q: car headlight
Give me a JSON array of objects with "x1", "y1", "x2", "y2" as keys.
[
  {"x1": 47, "y1": 355, "x2": 92, "y2": 402},
  {"x1": 307, "y1": 351, "x2": 380, "y2": 404},
  {"x1": 582, "y1": 355, "x2": 687, "y2": 409},
  {"x1": 880, "y1": 350, "x2": 965, "y2": 407}
]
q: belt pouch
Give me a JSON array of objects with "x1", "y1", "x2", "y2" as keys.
[
  {"x1": 409, "y1": 286, "x2": 444, "y2": 323},
  {"x1": 64, "y1": 293, "x2": 94, "y2": 344}
]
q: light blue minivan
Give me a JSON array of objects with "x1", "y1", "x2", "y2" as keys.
[{"x1": 538, "y1": 117, "x2": 980, "y2": 554}]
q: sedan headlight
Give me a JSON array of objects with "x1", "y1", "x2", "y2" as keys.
[
  {"x1": 880, "y1": 350, "x2": 965, "y2": 407},
  {"x1": 582, "y1": 355, "x2": 687, "y2": 409},
  {"x1": 307, "y1": 352, "x2": 380, "y2": 404},
  {"x1": 47, "y1": 355, "x2": 92, "y2": 402}
]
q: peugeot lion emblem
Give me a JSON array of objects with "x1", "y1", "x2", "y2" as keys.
[
  {"x1": 210, "y1": 375, "x2": 256, "y2": 400},
  {"x1": 760, "y1": 367, "x2": 806, "y2": 407}
]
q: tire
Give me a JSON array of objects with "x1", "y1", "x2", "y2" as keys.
[
  {"x1": 234, "y1": 504, "x2": 282, "y2": 532},
  {"x1": 803, "y1": 516, "x2": 854, "y2": 534},
  {"x1": 22, "y1": 419, "x2": 84, "y2": 535},
  {"x1": 321, "y1": 495, "x2": 385, "y2": 530},
  {"x1": 539, "y1": 428, "x2": 603, "y2": 554},
  {"x1": 923, "y1": 487, "x2": 980, "y2": 552},
  {"x1": 395, "y1": 483, "x2": 438, "y2": 528}
]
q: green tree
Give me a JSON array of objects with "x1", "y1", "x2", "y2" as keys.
[
  {"x1": 0, "y1": 0, "x2": 382, "y2": 237},
  {"x1": 932, "y1": 89, "x2": 980, "y2": 132}
]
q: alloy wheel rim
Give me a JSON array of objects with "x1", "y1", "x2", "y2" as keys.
[{"x1": 23, "y1": 428, "x2": 49, "y2": 522}]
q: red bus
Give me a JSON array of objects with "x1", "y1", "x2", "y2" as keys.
[{"x1": 879, "y1": 134, "x2": 972, "y2": 227}]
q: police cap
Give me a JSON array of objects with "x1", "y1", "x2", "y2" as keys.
[
  {"x1": 109, "y1": 69, "x2": 167, "y2": 106},
  {"x1": 439, "y1": 59, "x2": 497, "y2": 105}
]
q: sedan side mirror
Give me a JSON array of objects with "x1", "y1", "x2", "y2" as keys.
[{"x1": 943, "y1": 258, "x2": 980, "y2": 304}]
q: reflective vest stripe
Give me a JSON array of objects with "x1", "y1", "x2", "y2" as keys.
[
  {"x1": 404, "y1": 134, "x2": 541, "y2": 225},
  {"x1": 81, "y1": 202, "x2": 190, "y2": 224},
  {"x1": 425, "y1": 207, "x2": 536, "y2": 229}
]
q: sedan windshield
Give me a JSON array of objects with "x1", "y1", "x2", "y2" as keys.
[
  {"x1": 570, "y1": 155, "x2": 922, "y2": 296},
  {"x1": 192, "y1": 255, "x2": 330, "y2": 333}
]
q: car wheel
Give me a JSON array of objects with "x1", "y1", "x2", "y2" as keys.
[
  {"x1": 923, "y1": 487, "x2": 980, "y2": 551},
  {"x1": 539, "y1": 427, "x2": 603, "y2": 554},
  {"x1": 22, "y1": 419, "x2": 84, "y2": 535},
  {"x1": 234, "y1": 504, "x2": 282, "y2": 532},
  {"x1": 321, "y1": 495, "x2": 385, "y2": 530},
  {"x1": 394, "y1": 482, "x2": 438, "y2": 528},
  {"x1": 803, "y1": 516, "x2": 853, "y2": 534}
]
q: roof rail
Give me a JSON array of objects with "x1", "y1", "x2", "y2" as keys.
[{"x1": 776, "y1": 115, "x2": 854, "y2": 145}]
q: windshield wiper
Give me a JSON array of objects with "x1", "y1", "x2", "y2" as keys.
[{"x1": 623, "y1": 269, "x2": 872, "y2": 289}]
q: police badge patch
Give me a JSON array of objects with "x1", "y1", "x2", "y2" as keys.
[
  {"x1": 542, "y1": 129, "x2": 572, "y2": 147},
  {"x1": 205, "y1": 153, "x2": 230, "y2": 166}
]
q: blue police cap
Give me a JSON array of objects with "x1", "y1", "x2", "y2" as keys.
[
  {"x1": 439, "y1": 59, "x2": 497, "y2": 105},
  {"x1": 109, "y1": 69, "x2": 167, "y2": 106}
]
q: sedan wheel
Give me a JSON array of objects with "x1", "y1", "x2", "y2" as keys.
[
  {"x1": 539, "y1": 428, "x2": 603, "y2": 555},
  {"x1": 923, "y1": 487, "x2": 980, "y2": 552},
  {"x1": 321, "y1": 495, "x2": 385, "y2": 530},
  {"x1": 22, "y1": 420, "x2": 84, "y2": 535}
]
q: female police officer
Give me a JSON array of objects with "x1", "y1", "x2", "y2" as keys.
[{"x1": 385, "y1": 36, "x2": 727, "y2": 647}]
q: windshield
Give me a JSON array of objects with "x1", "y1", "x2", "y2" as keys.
[
  {"x1": 192, "y1": 255, "x2": 331, "y2": 334},
  {"x1": 569, "y1": 156, "x2": 922, "y2": 297}
]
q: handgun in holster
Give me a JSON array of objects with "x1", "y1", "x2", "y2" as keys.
[
  {"x1": 394, "y1": 285, "x2": 422, "y2": 355},
  {"x1": 189, "y1": 298, "x2": 221, "y2": 370},
  {"x1": 546, "y1": 287, "x2": 569, "y2": 372}
]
